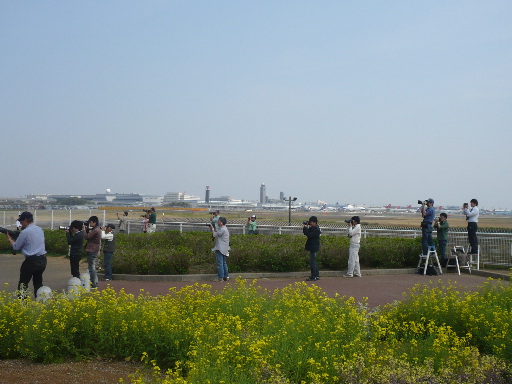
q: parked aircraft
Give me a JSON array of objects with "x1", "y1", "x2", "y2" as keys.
[{"x1": 341, "y1": 204, "x2": 367, "y2": 212}]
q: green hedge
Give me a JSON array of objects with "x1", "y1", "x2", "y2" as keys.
[{"x1": 0, "y1": 230, "x2": 422, "y2": 275}]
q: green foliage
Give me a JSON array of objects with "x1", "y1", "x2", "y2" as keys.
[
  {"x1": 0, "y1": 280, "x2": 511, "y2": 382},
  {"x1": 1, "y1": 230, "x2": 423, "y2": 274}
]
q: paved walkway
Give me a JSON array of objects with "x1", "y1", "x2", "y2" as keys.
[{"x1": 1, "y1": 254, "x2": 509, "y2": 307}]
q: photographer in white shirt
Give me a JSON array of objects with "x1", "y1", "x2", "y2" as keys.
[
  {"x1": 463, "y1": 198, "x2": 479, "y2": 254},
  {"x1": 344, "y1": 216, "x2": 362, "y2": 278}
]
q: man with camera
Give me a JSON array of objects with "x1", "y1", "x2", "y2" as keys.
[
  {"x1": 344, "y1": 216, "x2": 362, "y2": 278},
  {"x1": 247, "y1": 215, "x2": 258, "y2": 235},
  {"x1": 83, "y1": 216, "x2": 101, "y2": 288},
  {"x1": 211, "y1": 210, "x2": 220, "y2": 231},
  {"x1": 101, "y1": 224, "x2": 116, "y2": 281},
  {"x1": 66, "y1": 220, "x2": 85, "y2": 278},
  {"x1": 434, "y1": 213, "x2": 449, "y2": 266},
  {"x1": 303, "y1": 216, "x2": 321, "y2": 281},
  {"x1": 117, "y1": 211, "x2": 128, "y2": 233},
  {"x1": 463, "y1": 199, "x2": 479, "y2": 254},
  {"x1": 209, "y1": 217, "x2": 230, "y2": 282},
  {"x1": 4, "y1": 211, "x2": 47, "y2": 298},
  {"x1": 420, "y1": 198, "x2": 436, "y2": 256},
  {"x1": 147, "y1": 208, "x2": 157, "y2": 233}
]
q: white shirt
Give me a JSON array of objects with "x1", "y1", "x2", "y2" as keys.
[
  {"x1": 464, "y1": 206, "x2": 479, "y2": 222},
  {"x1": 348, "y1": 224, "x2": 361, "y2": 245}
]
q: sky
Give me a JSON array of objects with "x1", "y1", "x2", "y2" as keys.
[{"x1": 1, "y1": 1, "x2": 511, "y2": 209}]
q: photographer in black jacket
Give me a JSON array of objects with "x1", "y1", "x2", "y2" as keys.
[
  {"x1": 303, "y1": 216, "x2": 321, "y2": 281},
  {"x1": 66, "y1": 220, "x2": 84, "y2": 278}
]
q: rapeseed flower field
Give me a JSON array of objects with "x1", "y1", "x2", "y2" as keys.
[{"x1": 0, "y1": 278, "x2": 510, "y2": 383}]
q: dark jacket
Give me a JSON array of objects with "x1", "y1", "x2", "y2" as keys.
[
  {"x1": 66, "y1": 231, "x2": 84, "y2": 257},
  {"x1": 84, "y1": 225, "x2": 101, "y2": 253},
  {"x1": 303, "y1": 225, "x2": 321, "y2": 252}
]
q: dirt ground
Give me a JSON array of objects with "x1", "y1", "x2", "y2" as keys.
[{"x1": 0, "y1": 359, "x2": 145, "y2": 384}]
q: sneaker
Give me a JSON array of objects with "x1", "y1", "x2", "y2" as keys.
[
  {"x1": 306, "y1": 276, "x2": 320, "y2": 281},
  {"x1": 354, "y1": 274, "x2": 361, "y2": 277},
  {"x1": 223, "y1": 277, "x2": 230, "y2": 281},
  {"x1": 342, "y1": 274, "x2": 353, "y2": 278},
  {"x1": 105, "y1": 279, "x2": 111, "y2": 281}
]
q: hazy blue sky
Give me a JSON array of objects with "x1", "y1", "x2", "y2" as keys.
[{"x1": 1, "y1": 1, "x2": 511, "y2": 209}]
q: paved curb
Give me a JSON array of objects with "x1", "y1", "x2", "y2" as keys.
[{"x1": 106, "y1": 268, "x2": 510, "y2": 282}]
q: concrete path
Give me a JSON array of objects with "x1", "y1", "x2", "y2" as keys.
[{"x1": 1, "y1": 254, "x2": 508, "y2": 307}]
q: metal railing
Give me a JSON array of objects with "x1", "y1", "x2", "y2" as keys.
[{"x1": 2, "y1": 210, "x2": 511, "y2": 267}]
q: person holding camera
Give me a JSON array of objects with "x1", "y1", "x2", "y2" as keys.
[
  {"x1": 463, "y1": 199, "x2": 479, "y2": 254},
  {"x1": 66, "y1": 220, "x2": 85, "y2": 278},
  {"x1": 434, "y1": 213, "x2": 449, "y2": 266},
  {"x1": 420, "y1": 198, "x2": 436, "y2": 256},
  {"x1": 303, "y1": 216, "x2": 321, "y2": 281},
  {"x1": 344, "y1": 216, "x2": 362, "y2": 278},
  {"x1": 211, "y1": 210, "x2": 221, "y2": 231},
  {"x1": 101, "y1": 224, "x2": 116, "y2": 281},
  {"x1": 247, "y1": 215, "x2": 258, "y2": 234},
  {"x1": 210, "y1": 217, "x2": 230, "y2": 282},
  {"x1": 4, "y1": 211, "x2": 47, "y2": 298},
  {"x1": 83, "y1": 216, "x2": 101, "y2": 288},
  {"x1": 147, "y1": 207, "x2": 157, "y2": 233},
  {"x1": 117, "y1": 211, "x2": 128, "y2": 233}
]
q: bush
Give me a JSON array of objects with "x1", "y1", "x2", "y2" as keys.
[{"x1": 1, "y1": 229, "x2": 422, "y2": 274}]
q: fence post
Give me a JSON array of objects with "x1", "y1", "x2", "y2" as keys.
[
  {"x1": 69, "y1": 209, "x2": 72, "y2": 225},
  {"x1": 51, "y1": 210, "x2": 54, "y2": 230},
  {"x1": 179, "y1": 223, "x2": 183, "y2": 233},
  {"x1": 103, "y1": 210, "x2": 106, "y2": 226}
]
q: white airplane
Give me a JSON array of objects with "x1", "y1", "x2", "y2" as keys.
[
  {"x1": 306, "y1": 203, "x2": 328, "y2": 211},
  {"x1": 341, "y1": 204, "x2": 367, "y2": 212}
]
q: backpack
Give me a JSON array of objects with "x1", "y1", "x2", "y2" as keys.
[{"x1": 417, "y1": 265, "x2": 438, "y2": 276}]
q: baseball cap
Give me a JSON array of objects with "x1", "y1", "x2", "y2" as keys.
[
  {"x1": 106, "y1": 224, "x2": 116, "y2": 229},
  {"x1": 427, "y1": 198, "x2": 434, "y2": 204},
  {"x1": 251, "y1": 215, "x2": 256, "y2": 218},
  {"x1": 18, "y1": 211, "x2": 33, "y2": 221}
]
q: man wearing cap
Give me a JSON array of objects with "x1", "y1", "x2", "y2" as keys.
[
  {"x1": 4, "y1": 211, "x2": 47, "y2": 298},
  {"x1": 247, "y1": 215, "x2": 258, "y2": 235},
  {"x1": 101, "y1": 224, "x2": 116, "y2": 281},
  {"x1": 344, "y1": 216, "x2": 362, "y2": 278},
  {"x1": 420, "y1": 198, "x2": 436, "y2": 256}
]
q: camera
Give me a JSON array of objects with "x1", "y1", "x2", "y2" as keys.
[
  {"x1": 0, "y1": 227, "x2": 20, "y2": 254},
  {"x1": 344, "y1": 219, "x2": 353, "y2": 224},
  {"x1": 0, "y1": 227, "x2": 20, "y2": 240},
  {"x1": 58, "y1": 226, "x2": 68, "y2": 230},
  {"x1": 302, "y1": 220, "x2": 310, "y2": 225},
  {"x1": 418, "y1": 199, "x2": 429, "y2": 205}
]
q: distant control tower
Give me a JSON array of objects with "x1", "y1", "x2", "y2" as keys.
[
  {"x1": 205, "y1": 186, "x2": 210, "y2": 203},
  {"x1": 260, "y1": 183, "x2": 267, "y2": 204}
]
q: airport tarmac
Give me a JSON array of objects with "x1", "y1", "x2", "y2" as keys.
[{"x1": 2, "y1": 254, "x2": 509, "y2": 307}]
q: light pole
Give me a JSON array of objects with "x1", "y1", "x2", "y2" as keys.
[{"x1": 283, "y1": 196, "x2": 297, "y2": 226}]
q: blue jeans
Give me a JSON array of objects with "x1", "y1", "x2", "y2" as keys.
[
  {"x1": 309, "y1": 251, "x2": 319, "y2": 278},
  {"x1": 103, "y1": 252, "x2": 113, "y2": 280},
  {"x1": 421, "y1": 224, "x2": 434, "y2": 255},
  {"x1": 87, "y1": 252, "x2": 98, "y2": 288},
  {"x1": 215, "y1": 250, "x2": 229, "y2": 280}
]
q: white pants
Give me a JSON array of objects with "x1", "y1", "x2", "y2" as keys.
[
  {"x1": 147, "y1": 224, "x2": 156, "y2": 233},
  {"x1": 347, "y1": 243, "x2": 361, "y2": 276}
]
